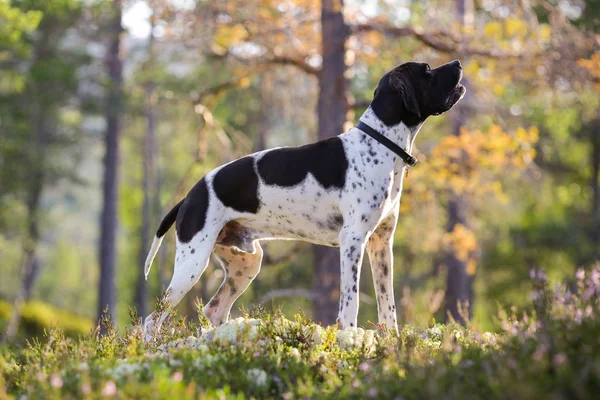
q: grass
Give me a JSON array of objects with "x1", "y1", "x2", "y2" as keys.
[{"x1": 1, "y1": 268, "x2": 600, "y2": 399}]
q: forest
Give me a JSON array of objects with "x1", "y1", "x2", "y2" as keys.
[{"x1": 1, "y1": 0, "x2": 600, "y2": 398}]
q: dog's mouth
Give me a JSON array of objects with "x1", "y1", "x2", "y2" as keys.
[{"x1": 445, "y1": 79, "x2": 467, "y2": 109}]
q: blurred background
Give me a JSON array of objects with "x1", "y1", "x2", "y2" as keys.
[{"x1": 1, "y1": 0, "x2": 599, "y2": 341}]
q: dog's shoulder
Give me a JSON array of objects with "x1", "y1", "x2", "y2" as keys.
[{"x1": 256, "y1": 135, "x2": 348, "y2": 189}]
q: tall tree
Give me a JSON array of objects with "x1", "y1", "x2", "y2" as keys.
[
  {"x1": 312, "y1": 0, "x2": 349, "y2": 325},
  {"x1": 2, "y1": 0, "x2": 85, "y2": 341},
  {"x1": 97, "y1": 0, "x2": 123, "y2": 327},
  {"x1": 135, "y1": 4, "x2": 158, "y2": 320},
  {"x1": 443, "y1": 0, "x2": 475, "y2": 324}
]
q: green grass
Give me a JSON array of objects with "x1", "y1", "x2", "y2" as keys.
[{"x1": 2, "y1": 268, "x2": 600, "y2": 399}]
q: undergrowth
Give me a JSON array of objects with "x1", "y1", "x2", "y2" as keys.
[{"x1": 2, "y1": 268, "x2": 600, "y2": 399}]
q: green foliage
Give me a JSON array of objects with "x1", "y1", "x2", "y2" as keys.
[
  {"x1": 0, "y1": 300, "x2": 93, "y2": 341},
  {"x1": 2, "y1": 269, "x2": 600, "y2": 399}
]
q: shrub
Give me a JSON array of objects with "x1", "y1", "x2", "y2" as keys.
[{"x1": 1, "y1": 266, "x2": 600, "y2": 399}]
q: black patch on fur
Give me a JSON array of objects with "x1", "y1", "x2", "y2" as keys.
[
  {"x1": 257, "y1": 137, "x2": 348, "y2": 189},
  {"x1": 176, "y1": 178, "x2": 209, "y2": 243},
  {"x1": 213, "y1": 157, "x2": 260, "y2": 213}
]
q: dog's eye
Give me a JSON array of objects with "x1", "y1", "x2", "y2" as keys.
[{"x1": 424, "y1": 64, "x2": 431, "y2": 72}]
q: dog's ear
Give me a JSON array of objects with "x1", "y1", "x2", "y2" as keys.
[{"x1": 389, "y1": 74, "x2": 421, "y2": 119}]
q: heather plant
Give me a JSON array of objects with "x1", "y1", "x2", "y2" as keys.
[{"x1": 1, "y1": 267, "x2": 600, "y2": 399}]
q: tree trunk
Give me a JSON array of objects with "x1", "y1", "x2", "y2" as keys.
[
  {"x1": 444, "y1": 0, "x2": 474, "y2": 324},
  {"x1": 312, "y1": 0, "x2": 349, "y2": 325},
  {"x1": 135, "y1": 15, "x2": 157, "y2": 320},
  {"x1": 97, "y1": 0, "x2": 123, "y2": 329}
]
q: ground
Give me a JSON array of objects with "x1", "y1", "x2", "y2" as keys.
[{"x1": 1, "y1": 268, "x2": 600, "y2": 399}]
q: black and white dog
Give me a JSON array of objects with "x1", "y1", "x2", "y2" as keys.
[{"x1": 143, "y1": 60, "x2": 466, "y2": 339}]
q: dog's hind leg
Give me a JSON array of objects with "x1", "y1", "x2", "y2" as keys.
[
  {"x1": 143, "y1": 232, "x2": 219, "y2": 341},
  {"x1": 366, "y1": 210, "x2": 399, "y2": 330},
  {"x1": 203, "y1": 241, "x2": 263, "y2": 326}
]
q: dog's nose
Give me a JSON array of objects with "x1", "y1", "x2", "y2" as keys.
[{"x1": 450, "y1": 60, "x2": 462, "y2": 69}]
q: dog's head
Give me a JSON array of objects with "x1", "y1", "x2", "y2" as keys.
[{"x1": 370, "y1": 60, "x2": 466, "y2": 127}]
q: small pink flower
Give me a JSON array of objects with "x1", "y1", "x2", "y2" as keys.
[
  {"x1": 101, "y1": 380, "x2": 117, "y2": 397},
  {"x1": 368, "y1": 388, "x2": 378, "y2": 397},
  {"x1": 533, "y1": 344, "x2": 549, "y2": 361},
  {"x1": 591, "y1": 268, "x2": 600, "y2": 285},
  {"x1": 358, "y1": 362, "x2": 370, "y2": 372},
  {"x1": 282, "y1": 392, "x2": 293, "y2": 399},
  {"x1": 582, "y1": 286, "x2": 596, "y2": 301},
  {"x1": 50, "y1": 373, "x2": 63, "y2": 389},
  {"x1": 553, "y1": 353, "x2": 566, "y2": 366},
  {"x1": 576, "y1": 269, "x2": 585, "y2": 280},
  {"x1": 81, "y1": 382, "x2": 91, "y2": 395},
  {"x1": 529, "y1": 269, "x2": 536, "y2": 279},
  {"x1": 352, "y1": 380, "x2": 360, "y2": 388},
  {"x1": 172, "y1": 371, "x2": 184, "y2": 382}
]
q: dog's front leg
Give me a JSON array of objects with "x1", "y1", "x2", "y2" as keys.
[{"x1": 337, "y1": 228, "x2": 369, "y2": 328}]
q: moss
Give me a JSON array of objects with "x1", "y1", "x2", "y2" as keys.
[{"x1": 0, "y1": 300, "x2": 93, "y2": 340}]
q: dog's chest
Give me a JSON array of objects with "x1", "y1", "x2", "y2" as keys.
[{"x1": 341, "y1": 133, "x2": 406, "y2": 222}]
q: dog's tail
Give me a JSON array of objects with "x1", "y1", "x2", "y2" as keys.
[{"x1": 144, "y1": 199, "x2": 184, "y2": 280}]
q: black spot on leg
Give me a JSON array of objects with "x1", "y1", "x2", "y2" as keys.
[
  {"x1": 236, "y1": 271, "x2": 243, "y2": 277},
  {"x1": 191, "y1": 249, "x2": 195, "y2": 254},
  {"x1": 227, "y1": 277, "x2": 238, "y2": 295}
]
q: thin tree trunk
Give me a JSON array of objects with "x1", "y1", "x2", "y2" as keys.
[
  {"x1": 444, "y1": 0, "x2": 474, "y2": 324},
  {"x1": 135, "y1": 13, "x2": 157, "y2": 320},
  {"x1": 97, "y1": 0, "x2": 123, "y2": 329},
  {"x1": 312, "y1": 0, "x2": 349, "y2": 325}
]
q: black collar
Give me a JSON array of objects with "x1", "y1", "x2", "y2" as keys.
[{"x1": 356, "y1": 121, "x2": 418, "y2": 167}]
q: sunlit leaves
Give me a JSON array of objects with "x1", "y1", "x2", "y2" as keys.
[
  {"x1": 578, "y1": 52, "x2": 600, "y2": 91},
  {"x1": 442, "y1": 224, "x2": 478, "y2": 275},
  {"x1": 423, "y1": 125, "x2": 538, "y2": 198}
]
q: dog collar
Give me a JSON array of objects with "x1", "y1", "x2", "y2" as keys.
[{"x1": 356, "y1": 121, "x2": 418, "y2": 167}]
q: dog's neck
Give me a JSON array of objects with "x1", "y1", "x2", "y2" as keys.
[{"x1": 357, "y1": 107, "x2": 423, "y2": 160}]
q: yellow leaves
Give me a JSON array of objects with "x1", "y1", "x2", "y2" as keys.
[
  {"x1": 578, "y1": 52, "x2": 600, "y2": 90},
  {"x1": 239, "y1": 77, "x2": 251, "y2": 88},
  {"x1": 464, "y1": 61, "x2": 479, "y2": 79},
  {"x1": 505, "y1": 17, "x2": 527, "y2": 38},
  {"x1": 214, "y1": 24, "x2": 248, "y2": 49},
  {"x1": 426, "y1": 124, "x2": 538, "y2": 198},
  {"x1": 484, "y1": 18, "x2": 529, "y2": 40},
  {"x1": 484, "y1": 21, "x2": 503, "y2": 39},
  {"x1": 442, "y1": 224, "x2": 478, "y2": 275},
  {"x1": 538, "y1": 25, "x2": 551, "y2": 42}
]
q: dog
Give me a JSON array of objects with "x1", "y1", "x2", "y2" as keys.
[{"x1": 142, "y1": 60, "x2": 466, "y2": 340}]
